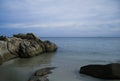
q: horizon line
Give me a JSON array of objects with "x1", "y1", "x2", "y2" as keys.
[{"x1": 40, "y1": 36, "x2": 120, "y2": 38}]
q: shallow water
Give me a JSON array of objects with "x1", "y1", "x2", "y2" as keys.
[{"x1": 0, "y1": 37, "x2": 120, "y2": 81}]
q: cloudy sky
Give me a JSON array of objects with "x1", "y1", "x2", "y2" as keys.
[{"x1": 0, "y1": 0, "x2": 120, "y2": 37}]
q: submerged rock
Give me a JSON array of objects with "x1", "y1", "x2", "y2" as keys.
[
  {"x1": 0, "y1": 33, "x2": 57, "y2": 64},
  {"x1": 29, "y1": 76, "x2": 49, "y2": 81},
  {"x1": 35, "y1": 67, "x2": 56, "y2": 76},
  {"x1": 28, "y1": 67, "x2": 56, "y2": 81},
  {"x1": 80, "y1": 63, "x2": 120, "y2": 80}
]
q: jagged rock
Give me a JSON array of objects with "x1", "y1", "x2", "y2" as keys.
[
  {"x1": 80, "y1": 63, "x2": 120, "y2": 80},
  {"x1": 28, "y1": 67, "x2": 56, "y2": 81},
  {"x1": 7, "y1": 37, "x2": 22, "y2": 56},
  {"x1": 13, "y1": 33, "x2": 40, "y2": 40},
  {"x1": 0, "y1": 33, "x2": 57, "y2": 65},
  {"x1": 44, "y1": 41, "x2": 57, "y2": 52},
  {"x1": 19, "y1": 40, "x2": 43, "y2": 57},
  {"x1": 0, "y1": 36, "x2": 8, "y2": 41},
  {"x1": 0, "y1": 41, "x2": 17, "y2": 62}
]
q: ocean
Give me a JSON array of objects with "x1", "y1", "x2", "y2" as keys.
[{"x1": 0, "y1": 37, "x2": 120, "y2": 81}]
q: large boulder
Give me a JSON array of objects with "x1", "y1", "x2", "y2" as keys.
[
  {"x1": 0, "y1": 33, "x2": 57, "y2": 64},
  {"x1": 80, "y1": 63, "x2": 120, "y2": 80}
]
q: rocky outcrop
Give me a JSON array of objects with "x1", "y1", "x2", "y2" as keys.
[
  {"x1": 28, "y1": 67, "x2": 56, "y2": 81},
  {"x1": 0, "y1": 33, "x2": 57, "y2": 64},
  {"x1": 44, "y1": 40, "x2": 57, "y2": 52},
  {"x1": 80, "y1": 63, "x2": 120, "y2": 80}
]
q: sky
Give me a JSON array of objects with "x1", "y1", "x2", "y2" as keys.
[{"x1": 0, "y1": 0, "x2": 120, "y2": 37}]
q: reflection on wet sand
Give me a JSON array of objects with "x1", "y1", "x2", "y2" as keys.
[{"x1": 0, "y1": 52, "x2": 56, "y2": 81}]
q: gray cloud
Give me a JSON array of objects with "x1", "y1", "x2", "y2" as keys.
[{"x1": 0, "y1": 0, "x2": 120, "y2": 37}]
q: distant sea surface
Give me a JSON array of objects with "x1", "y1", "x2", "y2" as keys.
[{"x1": 0, "y1": 37, "x2": 120, "y2": 81}]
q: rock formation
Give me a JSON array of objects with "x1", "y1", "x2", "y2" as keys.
[
  {"x1": 0, "y1": 33, "x2": 57, "y2": 65},
  {"x1": 28, "y1": 67, "x2": 56, "y2": 81},
  {"x1": 80, "y1": 63, "x2": 120, "y2": 80}
]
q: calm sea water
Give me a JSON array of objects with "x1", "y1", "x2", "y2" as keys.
[{"x1": 0, "y1": 37, "x2": 120, "y2": 81}]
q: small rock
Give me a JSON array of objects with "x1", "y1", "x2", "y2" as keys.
[
  {"x1": 35, "y1": 67, "x2": 56, "y2": 76},
  {"x1": 28, "y1": 67, "x2": 56, "y2": 81}
]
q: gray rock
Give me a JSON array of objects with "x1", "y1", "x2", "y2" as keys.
[
  {"x1": 0, "y1": 41, "x2": 17, "y2": 62},
  {"x1": 0, "y1": 33, "x2": 57, "y2": 65},
  {"x1": 28, "y1": 67, "x2": 56, "y2": 81},
  {"x1": 80, "y1": 63, "x2": 120, "y2": 80},
  {"x1": 7, "y1": 37, "x2": 22, "y2": 56},
  {"x1": 44, "y1": 41, "x2": 57, "y2": 52},
  {"x1": 19, "y1": 40, "x2": 43, "y2": 57},
  {"x1": 13, "y1": 33, "x2": 41, "y2": 41},
  {"x1": 35, "y1": 67, "x2": 56, "y2": 76}
]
